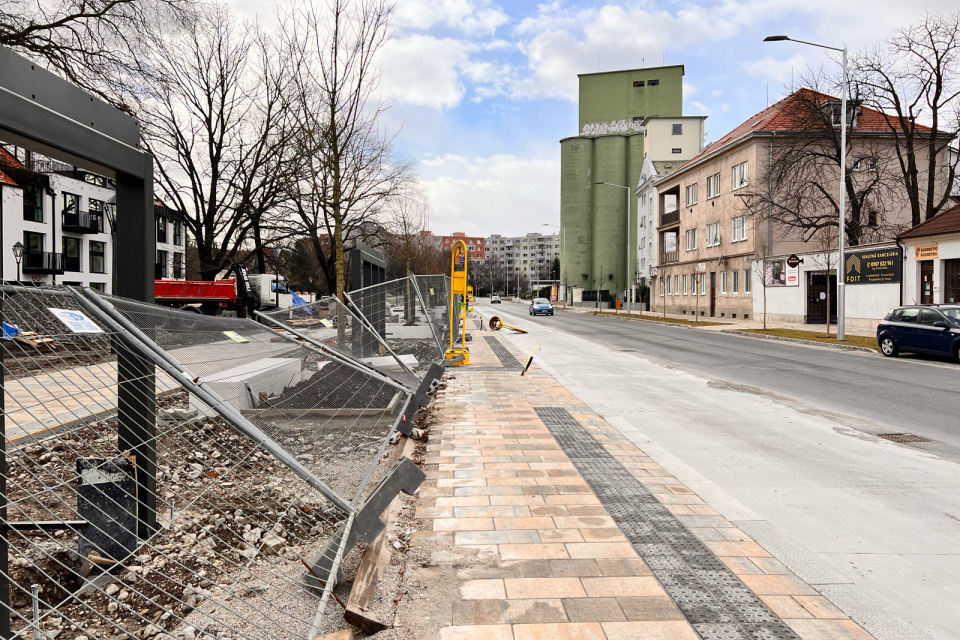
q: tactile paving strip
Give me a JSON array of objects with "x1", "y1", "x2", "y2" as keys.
[
  {"x1": 476, "y1": 336, "x2": 523, "y2": 371},
  {"x1": 534, "y1": 407, "x2": 799, "y2": 640}
]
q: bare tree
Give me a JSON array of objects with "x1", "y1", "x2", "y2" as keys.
[
  {"x1": 280, "y1": 0, "x2": 412, "y2": 310},
  {"x1": 0, "y1": 0, "x2": 186, "y2": 99},
  {"x1": 114, "y1": 3, "x2": 293, "y2": 280},
  {"x1": 739, "y1": 84, "x2": 908, "y2": 249},
  {"x1": 854, "y1": 11, "x2": 960, "y2": 226}
]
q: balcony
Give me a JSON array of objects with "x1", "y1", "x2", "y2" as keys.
[
  {"x1": 23, "y1": 251, "x2": 65, "y2": 275},
  {"x1": 660, "y1": 251, "x2": 679, "y2": 264},
  {"x1": 660, "y1": 210, "x2": 680, "y2": 226},
  {"x1": 62, "y1": 210, "x2": 103, "y2": 234}
]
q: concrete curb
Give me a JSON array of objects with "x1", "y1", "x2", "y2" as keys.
[{"x1": 721, "y1": 329, "x2": 878, "y2": 354}]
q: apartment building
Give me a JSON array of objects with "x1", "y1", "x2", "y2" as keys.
[
  {"x1": 421, "y1": 231, "x2": 486, "y2": 261},
  {"x1": 486, "y1": 232, "x2": 561, "y2": 290},
  {"x1": 651, "y1": 89, "x2": 942, "y2": 326},
  {"x1": 1, "y1": 145, "x2": 187, "y2": 293}
]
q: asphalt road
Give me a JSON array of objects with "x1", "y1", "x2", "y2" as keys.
[{"x1": 488, "y1": 302, "x2": 960, "y2": 463}]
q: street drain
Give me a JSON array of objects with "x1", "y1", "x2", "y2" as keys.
[{"x1": 877, "y1": 433, "x2": 932, "y2": 443}]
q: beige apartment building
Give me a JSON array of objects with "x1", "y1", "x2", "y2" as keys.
[{"x1": 650, "y1": 88, "x2": 946, "y2": 325}]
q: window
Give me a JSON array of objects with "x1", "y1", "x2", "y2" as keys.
[
  {"x1": 945, "y1": 259, "x2": 960, "y2": 304},
  {"x1": 648, "y1": 79, "x2": 659, "y2": 86},
  {"x1": 921, "y1": 309, "x2": 944, "y2": 326},
  {"x1": 173, "y1": 219, "x2": 183, "y2": 245},
  {"x1": 62, "y1": 192, "x2": 79, "y2": 214},
  {"x1": 731, "y1": 161, "x2": 749, "y2": 190},
  {"x1": 732, "y1": 270, "x2": 739, "y2": 294},
  {"x1": 683, "y1": 275, "x2": 688, "y2": 295},
  {"x1": 823, "y1": 102, "x2": 857, "y2": 127},
  {"x1": 672, "y1": 124, "x2": 683, "y2": 135},
  {"x1": 23, "y1": 184, "x2": 43, "y2": 222},
  {"x1": 667, "y1": 276, "x2": 672, "y2": 295},
  {"x1": 851, "y1": 157, "x2": 877, "y2": 172},
  {"x1": 173, "y1": 252, "x2": 184, "y2": 279},
  {"x1": 88, "y1": 198, "x2": 104, "y2": 232},
  {"x1": 899, "y1": 308, "x2": 919, "y2": 323},
  {"x1": 706, "y1": 222, "x2": 721, "y2": 247},
  {"x1": 721, "y1": 271, "x2": 728, "y2": 294},
  {"x1": 866, "y1": 210, "x2": 878, "y2": 227},
  {"x1": 672, "y1": 148, "x2": 682, "y2": 154},
  {"x1": 63, "y1": 237, "x2": 81, "y2": 272},
  {"x1": 24, "y1": 231, "x2": 43, "y2": 254},
  {"x1": 90, "y1": 240, "x2": 105, "y2": 273},
  {"x1": 744, "y1": 269, "x2": 751, "y2": 294},
  {"x1": 706, "y1": 172, "x2": 721, "y2": 198},
  {"x1": 156, "y1": 216, "x2": 167, "y2": 243},
  {"x1": 685, "y1": 229, "x2": 698, "y2": 251},
  {"x1": 685, "y1": 184, "x2": 698, "y2": 206},
  {"x1": 731, "y1": 216, "x2": 748, "y2": 242},
  {"x1": 90, "y1": 282, "x2": 106, "y2": 292},
  {"x1": 157, "y1": 250, "x2": 168, "y2": 278},
  {"x1": 674, "y1": 275, "x2": 679, "y2": 294},
  {"x1": 701, "y1": 273, "x2": 707, "y2": 295},
  {"x1": 633, "y1": 80, "x2": 645, "y2": 87}
]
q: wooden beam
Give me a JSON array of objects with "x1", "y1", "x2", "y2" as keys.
[{"x1": 342, "y1": 494, "x2": 403, "y2": 633}]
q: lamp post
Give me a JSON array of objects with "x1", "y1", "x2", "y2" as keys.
[
  {"x1": 763, "y1": 34, "x2": 848, "y2": 341},
  {"x1": 594, "y1": 182, "x2": 633, "y2": 313},
  {"x1": 542, "y1": 223, "x2": 566, "y2": 307},
  {"x1": 12, "y1": 241, "x2": 24, "y2": 283},
  {"x1": 272, "y1": 245, "x2": 280, "y2": 309}
]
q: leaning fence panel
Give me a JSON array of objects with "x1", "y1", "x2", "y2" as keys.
[
  {"x1": 413, "y1": 275, "x2": 455, "y2": 352},
  {"x1": 0, "y1": 285, "x2": 410, "y2": 639}
]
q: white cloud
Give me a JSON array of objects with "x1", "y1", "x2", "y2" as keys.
[
  {"x1": 379, "y1": 36, "x2": 473, "y2": 109},
  {"x1": 392, "y1": 0, "x2": 508, "y2": 36},
  {"x1": 742, "y1": 53, "x2": 809, "y2": 85},
  {"x1": 691, "y1": 100, "x2": 711, "y2": 115},
  {"x1": 418, "y1": 153, "x2": 560, "y2": 236}
]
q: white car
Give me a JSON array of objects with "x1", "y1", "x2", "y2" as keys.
[{"x1": 491, "y1": 295, "x2": 501, "y2": 304}]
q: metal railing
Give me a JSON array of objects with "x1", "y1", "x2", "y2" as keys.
[
  {"x1": 62, "y1": 210, "x2": 103, "y2": 234},
  {"x1": 22, "y1": 252, "x2": 63, "y2": 274}
]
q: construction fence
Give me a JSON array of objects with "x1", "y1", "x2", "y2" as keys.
[{"x1": 0, "y1": 276, "x2": 449, "y2": 639}]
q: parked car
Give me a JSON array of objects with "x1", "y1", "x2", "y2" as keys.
[
  {"x1": 877, "y1": 305, "x2": 960, "y2": 360},
  {"x1": 491, "y1": 294, "x2": 501, "y2": 304},
  {"x1": 529, "y1": 298, "x2": 554, "y2": 316}
]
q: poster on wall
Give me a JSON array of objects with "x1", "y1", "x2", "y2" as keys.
[
  {"x1": 764, "y1": 260, "x2": 799, "y2": 287},
  {"x1": 844, "y1": 247, "x2": 902, "y2": 285}
]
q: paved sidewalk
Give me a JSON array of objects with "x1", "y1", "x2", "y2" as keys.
[{"x1": 398, "y1": 332, "x2": 876, "y2": 639}]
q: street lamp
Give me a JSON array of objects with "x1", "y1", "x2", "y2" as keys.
[
  {"x1": 272, "y1": 245, "x2": 280, "y2": 309},
  {"x1": 594, "y1": 182, "x2": 633, "y2": 313},
  {"x1": 764, "y1": 34, "x2": 848, "y2": 341},
  {"x1": 12, "y1": 241, "x2": 24, "y2": 282},
  {"x1": 542, "y1": 223, "x2": 566, "y2": 307}
]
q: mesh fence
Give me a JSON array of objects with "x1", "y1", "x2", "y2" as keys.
[
  {"x1": 413, "y1": 275, "x2": 456, "y2": 352},
  {"x1": 258, "y1": 295, "x2": 420, "y2": 391},
  {"x1": 0, "y1": 285, "x2": 410, "y2": 640}
]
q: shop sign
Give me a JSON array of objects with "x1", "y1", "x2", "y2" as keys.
[
  {"x1": 844, "y1": 247, "x2": 902, "y2": 284},
  {"x1": 916, "y1": 244, "x2": 939, "y2": 260}
]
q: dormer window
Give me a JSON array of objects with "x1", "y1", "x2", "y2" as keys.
[{"x1": 822, "y1": 101, "x2": 859, "y2": 128}]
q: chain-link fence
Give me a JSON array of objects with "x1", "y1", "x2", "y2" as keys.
[
  {"x1": 0, "y1": 284, "x2": 417, "y2": 640},
  {"x1": 412, "y1": 275, "x2": 457, "y2": 353}
]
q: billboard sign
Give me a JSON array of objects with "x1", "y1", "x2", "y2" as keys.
[
  {"x1": 845, "y1": 247, "x2": 902, "y2": 285},
  {"x1": 764, "y1": 259, "x2": 799, "y2": 287}
]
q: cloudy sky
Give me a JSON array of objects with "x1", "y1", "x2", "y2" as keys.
[{"x1": 240, "y1": 0, "x2": 956, "y2": 237}]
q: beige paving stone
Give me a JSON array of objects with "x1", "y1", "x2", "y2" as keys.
[
  {"x1": 705, "y1": 540, "x2": 772, "y2": 557},
  {"x1": 750, "y1": 557, "x2": 794, "y2": 575},
  {"x1": 794, "y1": 596, "x2": 850, "y2": 619},
  {"x1": 512, "y1": 622, "x2": 607, "y2": 640},
  {"x1": 538, "y1": 529, "x2": 585, "y2": 543},
  {"x1": 761, "y1": 595, "x2": 815, "y2": 619},
  {"x1": 495, "y1": 516, "x2": 557, "y2": 530},
  {"x1": 417, "y1": 507, "x2": 455, "y2": 518},
  {"x1": 549, "y1": 559, "x2": 603, "y2": 578},
  {"x1": 499, "y1": 543, "x2": 570, "y2": 560},
  {"x1": 719, "y1": 556, "x2": 765, "y2": 575},
  {"x1": 553, "y1": 515, "x2": 617, "y2": 529},
  {"x1": 435, "y1": 517, "x2": 495, "y2": 532},
  {"x1": 562, "y1": 597, "x2": 626, "y2": 622},
  {"x1": 454, "y1": 505, "x2": 531, "y2": 518},
  {"x1": 785, "y1": 619, "x2": 876, "y2": 640},
  {"x1": 454, "y1": 530, "x2": 541, "y2": 546},
  {"x1": 452, "y1": 598, "x2": 568, "y2": 625},
  {"x1": 580, "y1": 528, "x2": 628, "y2": 543},
  {"x1": 581, "y1": 576, "x2": 666, "y2": 598},
  {"x1": 565, "y1": 505, "x2": 609, "y2": 516},
  {"x1": 594, "y1": 558, "x2": 652, "y2": 577},
  {"x1": 543, "y1": 494, "x2": 600, "y2": 505},
  {"x1": 601, "y1": 620, "x2": 700, "y2": 639},
  {"x1": 439, "y1": 624, "x2": 514, "y2": 640},
  {"x1": 566, "y1": 542, "x2": 638, "y2": 559},
  {"x1": 459, "y1": 579, "x2": 505, "y2": 600},
  {"x1": 458, "y1": 560, "x2": 553, "y2": 580},
  {"x1": 436, "y1": 496, "x2": 491, "y2": 507},
  {"x1": 454, "y1": 485, "x2": 525, "y2": 496},
  {"x1": 490, "y1": 495, "x2": 546, "y2": 506},
  {"x1": 616, "y1": 596, "x2": 686, "y2": 621},
  {"x1": 504, "y1": 577, "x2": 587, "y2": 600}
]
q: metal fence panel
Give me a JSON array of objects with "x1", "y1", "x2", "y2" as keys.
[
  {"x1": 413, "y1": 275, "x2": 455, "y2": 353},
  {"x1": 0, "y1": 285, "x2": 409, "y2": 639}
]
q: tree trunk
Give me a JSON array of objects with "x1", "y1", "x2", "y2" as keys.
[{"x1": 335, "y1": 214, "x2": 346, "y2": 345}]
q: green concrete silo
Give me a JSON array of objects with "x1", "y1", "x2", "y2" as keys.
[{"x1": 560, "y1": 136, "x2": 593, "y2": 293}]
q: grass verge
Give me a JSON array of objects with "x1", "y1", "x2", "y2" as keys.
[
  {"x1": 739, "y1": 328, "x2": 879, "y2": 351},
  {"x1": 589, "y1": 311, "x2": 724, "y2": 327}
]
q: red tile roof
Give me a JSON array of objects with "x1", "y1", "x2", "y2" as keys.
[
  {"x1": 0, "y1": 147, "x2": 24, "y2": 186},
  {"x1": 899, "y1": 203, "x2": 960, "y2": 239},
  {"x1": 677, "y1": 89, "x2": 933, "y2": 172}
]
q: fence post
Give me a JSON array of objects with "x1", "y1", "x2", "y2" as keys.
[{"x1": 1, "y1": 297, "x2": 10, "y2": 639}]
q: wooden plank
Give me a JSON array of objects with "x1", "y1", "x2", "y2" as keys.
[{"x1": 342, "y1": 493, "x2": 404, "y2": 633}]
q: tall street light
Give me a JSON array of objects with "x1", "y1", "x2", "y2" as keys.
[
  {"x1": 542, "y1": 223, "x2": 566, "y2": 307},
  {"x1": 594, "y1": 182, "x2": 633, "y2": 313},
  {"x1": 764, "y1": 34, "x2": 848, "y2": 341},
  {"x1": 12, "y1": 241, "x2": 24, "y2": 283}
]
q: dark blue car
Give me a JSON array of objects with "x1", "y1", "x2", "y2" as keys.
[
  {"x1": 529, "y1": 298, "x2": 554, "y2": 316},
  {"x1": 877, "y1": 305, "x2": 960, "y2": 361}
]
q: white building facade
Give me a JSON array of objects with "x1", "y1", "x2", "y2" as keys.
[{"x1": 486, "y1": 232, "x2": 561, "y2": 292}]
